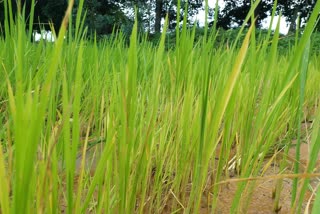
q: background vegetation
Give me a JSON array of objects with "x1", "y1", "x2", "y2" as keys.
[{"x1": 0, "y1": 0, "x2": 319, "y2": 36}]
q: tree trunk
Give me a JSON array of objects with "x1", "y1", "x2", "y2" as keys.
[
  {"x1": 288, "y1": 8, "x2": 299, "y2": 33},
  {"x1": 154, "y1": 0, "x2": 163, "y2": 33},
  {"x1": 147, "y1": 0, "x2": 152, "y2": 33}
]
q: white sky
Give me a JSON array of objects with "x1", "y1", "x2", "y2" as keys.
[
  {"x1": 197, "y1": 0, "x2": 289, "y2": 34},
  {"x1": 33, "y1": 30, "x2": 55, "y2": 42}
]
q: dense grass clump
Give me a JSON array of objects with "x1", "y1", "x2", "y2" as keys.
[{"x1": 1, "y1": 0, "x2": 320, "y2": 213}]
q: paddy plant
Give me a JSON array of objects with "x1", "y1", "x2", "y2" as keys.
[{"x1": 1, "y1": 0, "x2": 320, "y2": 213}]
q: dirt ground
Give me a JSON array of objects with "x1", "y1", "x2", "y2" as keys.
[
  {"x1": 72, "y1": 121, "x2": 319, "y2": 213},
  {"x1": 212, "y1": 121, "x2": 319, "y2": 214},
  {"x1": 212, "y1": 143, "x2": 319, "y2": 214}
]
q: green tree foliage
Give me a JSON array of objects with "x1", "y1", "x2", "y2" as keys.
[
  {"x1": 278, "y1": 0, "x2": 316, "y2": 32},
  {"x1": 216, "y1": 0, "x2": 273, "y2": 29},
  {"x1": 215, "y1": 0, "x2": 317, "y2": 32},
  {"x1": 0, "y1": 0, "x2": 67, "y2": 34},
  {"x1": 77, "y1": 0, "x2": 131, "y2": 35},
  {"x1": 41, "y1": 0, "x2": 68, "y2": 33},
  {"x1": 153, "y1": 0, "x2": 203, "y2": 32},
  {"x1": 1, "y1": 0, "x2": 318, "y2": 38}
]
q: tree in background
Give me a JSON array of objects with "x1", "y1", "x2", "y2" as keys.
[
  {"x1": 41, "y1": 0, "x2": 68, "y2": 33},
  {"x1": 215, "y1": 0, "x2": 273, "y2": 29},
  {"x1": 153, "y1": 0, "x2": 203, "y2": 33},
  {"x1": 110, "y1": 0, "x2": 204, "y2": 34},
  {"x1": 154, "y1": 0, "x2": 163, "y2": 32},
  {"x1": 215, "y1": 0, "x2": 317, "y2": 33},
  {"x1": 278, "y1": 0, "x2": 316, "y2": 32},
  {"x1": 76, "y1": 0, "x2": 131, "y2": 36},
  {"x1": 0, "y1": 0, "x2": 67, "y2": 35},
  {"x1": 1, "y1": 0, "x2": 319, "y2": 38}
]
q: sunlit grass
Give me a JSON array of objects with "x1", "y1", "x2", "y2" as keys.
[{"x1": 1, "y1": 0, "x2": 320, "y2": 213}]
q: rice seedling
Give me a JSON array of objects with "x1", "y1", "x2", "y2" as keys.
[{"x1": 0, "y1": 0, "x2": 320, "y2": 213}]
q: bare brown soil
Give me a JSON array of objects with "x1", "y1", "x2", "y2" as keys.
[{"x1": 69, "y1": 121, "x2": 320, "y2": 213}]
